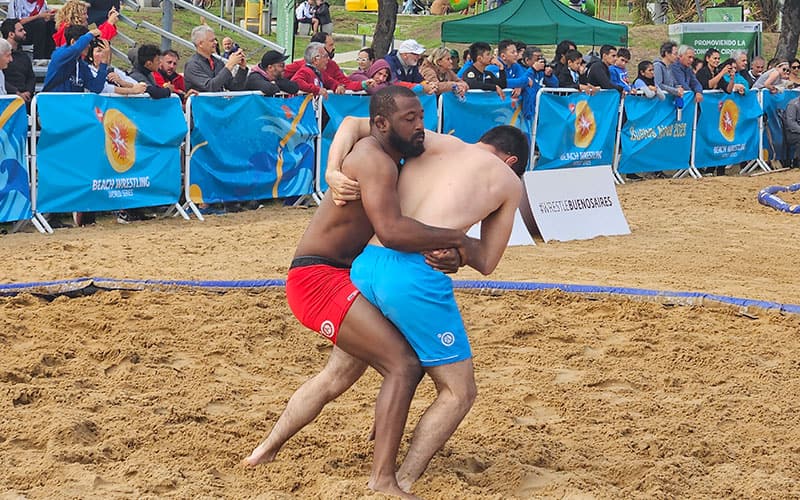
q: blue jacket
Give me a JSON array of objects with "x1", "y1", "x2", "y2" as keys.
[
  {"x1": 384, "y1": 50, "x2": 424, "y2": 84},
  {"x1": 609, "y1": 65, "x2": 632, "y2": 92},
  {"x1": 43, "y1": 32, "x2": 107, "y2": 93},
  {"x1": 670, "y1": 62, "x2": 702, "y2": 94}
]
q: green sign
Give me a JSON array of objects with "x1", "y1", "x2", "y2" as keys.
[
  {"x1": 704, "y1": 6, "x2": 743, "y2": 23},
  {"x1": 669, "y1": 22, "x2": 762, "y2": 59},
  {"x1": 277, "y1": 0, "x2": 294, "y2": 59}
]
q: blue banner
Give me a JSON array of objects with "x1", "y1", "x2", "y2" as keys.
[
  {"x1": 693, "y1": 91, "x2": 761, "y2": 168},
  {"x1": 761, "y1": 89, "x2": 800, "y2": 162},
  {"x1": 618, "y1": 93, "x2": 695, "y2": 174},
  {"x1": 189, "y1": 93, "x2": 317, "y2": 204},
  {"x1": 319, "y1": 93, "x2": 438, "y2": 192},
  {"x1": 441, "y1": 90, "x2": 533, "y2": 145},
  {"x1": 36, "y1": 94, "x2": 186, "y2": 213},
  {"x1": 0, "y1": 97, "x2": 31, "y2": 223},
  {"x1": 534, "y1": 90, "x2": 620, "y2": 170}
]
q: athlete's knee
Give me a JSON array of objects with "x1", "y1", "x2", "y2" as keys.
[{"x1": 438, "y1": 376, "x2": 476, "y2": 415}]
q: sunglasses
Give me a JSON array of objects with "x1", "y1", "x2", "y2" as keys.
[{"x1": 792, "y1": 65, "x2": 800, "y2": 69}]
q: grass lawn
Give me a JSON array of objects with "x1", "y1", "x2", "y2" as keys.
[{"x1": 114, "y1": 4, "x2": 781, "y2": 71}]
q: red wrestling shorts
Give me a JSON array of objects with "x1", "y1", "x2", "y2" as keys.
[{"x1": 286, "y1": 256, "x2": 361, "y2": 344}]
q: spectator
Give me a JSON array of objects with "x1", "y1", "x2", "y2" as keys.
[
  {"x1": 128, "y1": 44, "x2": 171, "y2": 99},
  {"x1": 741, "y1": 55, "x2": 765, "y2": 88},
  {"x1": 462, "y1": 41, "x2": 505, "y2": 99},
  {"x1": 692, "y1": 57, "x2": 704, "y2": 74},
  {"x1": 787, "y1": 58, "x2": 800, "y2": 88},
  {"x1": 284, "y1": 32, "x2": 362, "y2": 92},
  {"x1": 360, "y1": 59, "x2": 389, "y2": 95},
  {"x1": 457, "y1": 48, "x2": 471, "y2": 77},
  {"x1": 671, "y1": 45, "x2": 703, "y2": 103},
  {"x1": 290, "y1": 41, "x2": 339, "y2": 98},
  {"x1": 348, "y1": 47, "x2": 374, "y2": 82},
  {"x1": 632, "y1": 60, "x2": 665, "y2": 100},
  {"x1": 495, "y1": 39, "x2": 528, "y2": 93},
  {"x1": 43, "y1": 25, "x2": 108, "y2": 227},
  {"x1": 221, "y1": 37, "x2": 240, "y2": 59},
  {"x1": 450, "y1": 48, "x2": 461, "y2": 73},
  {"x1": 719, "y1": 51, "x2": 750, "y2": 94},
  {"x1": 53, "y1": 0, "x2": 118, "y2": 47},
  {"x1": 7, "y1": 0, "x2": 56, "y2": 59},
  {"x1": 245, "y1": 50, "x2": 299, "y2": 96},
  {"x1": 783, "y1": 95, "x2": 800, "y2": 167},
  {"x1": 87, "y1": 0, "x2": 120, "y2": 26},
  {"x1": 1, "y1": 19, "x2": 35, "y2": 104},
  {"x1": 153, "y1": 49, "x2": 188, "y2": 99},
  {"x1": 654, "y1": 41, "x2": 683, "y2": 98},
  {"x1": 518, "y1": 46, "x2": 547, "y2": 120},
  {"x1": 0, "y1": 40, "x2": 12, "y2": 95},
  {"x1": 753, "y1": 60, "x2": 790, "y2": 93},
  {"x1": 295, "y1": 0, "x2": 315, "y2": 35},
  {"x1": 695, "y1": 48, "x2": 727, "y2": 90},
  {"x1": 557, "y1": 49, "x2": 597, "y2": 94},
  {"x1": 85, "y1": 37, "x2": 145, "y2": 95},
  {"x1": 184, "y1": 25, "x2": 248, "y2": 92},
  {"x1": 419, "y1": 46, "x2": 468, "y2": 97},
  {"x1": 513, "y1": 41, "x2": 526, "y2": 63},
  {"x1": 313, "y1": 0, "x2": 332, "y2": 34},
  {"x1": 551, "y1": 39, "x2": 576, "y2": 77},
  {"x1": 588, "y1": 44, "x2": 624, "y2": 92},
  {"x1": 384, "y1": 39, "x2": 436, "y2": 94},
  {"x1": 43, "y1": 25, "x2": 107, "y2": 93},
  {"x1": 609, "y1": 47, "x2": 632, "y2": 92}
]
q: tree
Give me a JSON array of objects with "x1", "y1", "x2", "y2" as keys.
[
  {"x1": 776, "y1": 0, "x2": 800, "y2": 60},
  {"x1": 373, "y1": 0, "x2": 398, "y2": 58}
]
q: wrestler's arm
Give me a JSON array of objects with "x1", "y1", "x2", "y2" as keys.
[
  {"x1": 462, "y1": 175, "x2": 523, "y2": 275},
  {"x1": 326, "y1": 118, "x2": 465, "y2": 204},
  {"x1": 349, "y1": 147, "x2": 467, "y2": 252}
]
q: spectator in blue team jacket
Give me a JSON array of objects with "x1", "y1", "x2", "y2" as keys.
[{"x1": 42, "y1": 25, "x2": 107, "y2": 93}]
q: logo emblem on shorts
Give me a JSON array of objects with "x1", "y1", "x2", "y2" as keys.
[
  {"x1": 320, "y1": 320, "x2": 335, "y2": 339},
  {"x1": 438, "y1": 332, "x2": 455, "y2": 347}
]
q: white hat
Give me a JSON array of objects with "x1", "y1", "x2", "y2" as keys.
[{"x1": 397, "y1": 39, "x2": 425, "y2": 55}]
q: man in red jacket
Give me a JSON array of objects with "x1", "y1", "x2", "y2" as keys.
[
  {"x1": 284, "y1": 32, "x2": 361, "y2": 93},
  {"x1": 290, "y1": 42, "x2": 342, "y2": 97}
]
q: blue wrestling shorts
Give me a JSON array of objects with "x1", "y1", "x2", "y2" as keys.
[{"x1": 350, "y1": 245, "x2": 471, "y2": 367}]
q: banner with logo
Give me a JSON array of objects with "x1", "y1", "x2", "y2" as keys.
[
  {"x1": 693, "y1": 90, "x2": 761, "y2": 168},
  {"x1": 524, "y1": 166, "x2": 630, "y2": 242},
  {"x1": 618, "y1": 93, "x2": 695, "y2": 174},
  {"x1": 319, "y1": 93, "x2": 438, "y2": 192},
  {"x1": 189, "y1": 93, "x2": 317, "y2": 204},
  {"x1": 36, "y1": 94, "x2": 186, "y2": 213},
  {"x1": 441, "y1": 90, "x2": 533, "y2": 146},
  {"x1": 761, "y1": 89, "x2": 800, "y2": 162},
  {"x1": 0, "y1": 97, "x2": 31, "y2": 223},
  {"x1": 534, "y1": 90, "x2": 620, "y2": 170}
]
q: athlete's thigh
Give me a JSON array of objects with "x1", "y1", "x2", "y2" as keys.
[
  {"x1": 336, "y1": 295, "x2": 418, "y2": 372},
  {"x1": 323, "y1": 345, "x2": 368, "y2": 385}
]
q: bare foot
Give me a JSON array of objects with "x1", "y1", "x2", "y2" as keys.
[
  {"x1": 240, "y1": 443, "x2": 278, "y2": 467},
  {"x1": 368, "y1": 478, "x2": 421, "y2": 499}
]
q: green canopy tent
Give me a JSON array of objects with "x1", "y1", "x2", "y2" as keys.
[{"x1": 441, "y1": 0, "x2": 628, "y2": 46}]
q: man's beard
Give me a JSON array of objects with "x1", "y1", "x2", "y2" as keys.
[
  {"x1": 388, "y1": 129, "x2": 425, "y2": 158},
  {"x1": 14, "y1": 35, "x2": 24, "y2": 45}
]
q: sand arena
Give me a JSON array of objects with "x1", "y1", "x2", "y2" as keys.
[{"x1": 1, "y1": 170, "x2": 800, "y2": 498}]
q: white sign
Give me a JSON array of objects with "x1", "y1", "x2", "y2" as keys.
[
  {"x1": 467, "y1": 208, "x2": 535, "y2": 246},
  {"x1": 524, "y1": 166, "x2": 630, "y2": 242}
]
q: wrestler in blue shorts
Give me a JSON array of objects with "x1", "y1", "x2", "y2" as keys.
[{"x1": 350, "y1": 244, "x2": 472, "y2": 367}]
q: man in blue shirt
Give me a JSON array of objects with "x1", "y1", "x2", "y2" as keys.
[
  {"x1": 671, "y1": 45, "x2": 703, "y2": 104},
  {"x1": 42, "y1": 25, "x2": 107, "y2": 93}
]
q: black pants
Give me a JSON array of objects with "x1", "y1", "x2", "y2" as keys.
[{"x1": 22, "y1": 18, "x2": 56, "y2": 59}]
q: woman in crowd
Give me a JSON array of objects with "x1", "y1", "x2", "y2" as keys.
[
  {"x1": 358, "y1": 59, "x2": 388, "y2": 95},
  {"x1": 695, "y1": 48, "x2": 728, "y2": 90},
  {"x1": 348, "y1": 47, "x2": 374, "y2": 82},
  {"x1": 753, "y1": 60, "x2": 790, "y2": 93},
  {"x1": 787, "y1": 59, "x2": 800, "y2": 88},
  {"x1": 418, "y1": 46, "x2": 468, "y2": 97},
  {"x1": 632, "y1": 60, "x2": 665, "y2": 100},
  {"x1": 85, "y1": 37, "x2": 146, "y2": 96},
  {"x1": 53, "y1": 0, "x2": 118, "y2": 47}
]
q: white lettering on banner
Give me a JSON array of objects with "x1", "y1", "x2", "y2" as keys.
[
  {"x1": 629, "y1": 122, "x2": 687, "y2": 142},
  {"x1": 712, "y1": 143, "x2": 746, "y2": 157},
  {"x1": 91, "y1": 176, "x2": 151, "y2": 198},
  {"x1": 559, "y1": 150, "x2": 603, "y2": 161}
]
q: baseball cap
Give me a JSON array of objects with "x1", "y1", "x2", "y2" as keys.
[
  {"x1": 398, "y1": 39, "x2": 425, "y2": 55},
  {"x1": 260, "y1": 50, "x2": 289, "y2": 68}
]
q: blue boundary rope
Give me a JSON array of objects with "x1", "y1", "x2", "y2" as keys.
[{"x1": 2, "y1": 277, "x2": 799, "y2": 315}]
